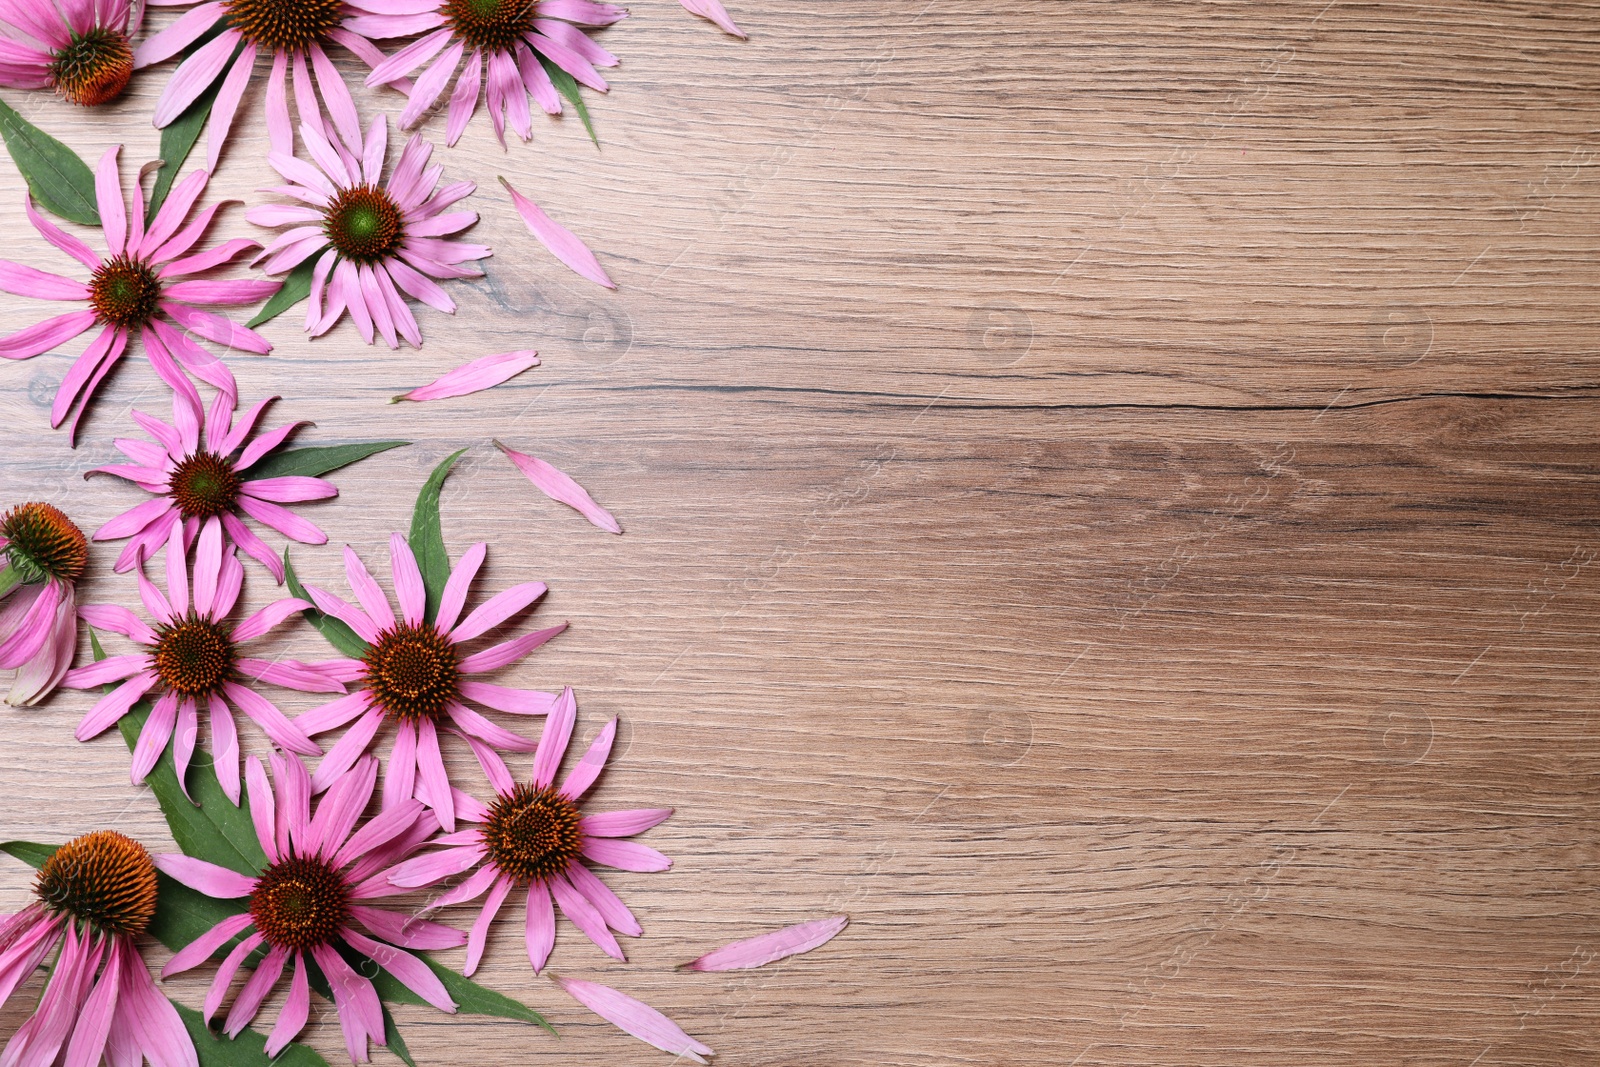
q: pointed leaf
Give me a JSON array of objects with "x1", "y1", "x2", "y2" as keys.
[
  {"x1": 284, "y1": 550, "x2": 369, "y2": 659},
  {"x1": 146, "y1": 69, "x2": 225, "y2": 223},
  {"x1": 407, "y1": 449, "x2": 466, "y2": 625},
  {"x1": 246, "y1": 255, "x2": 317, "y2": 328},
  {"x1": 381, "y1": 1003, "x2": 418, "y2": 1067},
  {"x1": 0, "y1": 99, "x2": 99, "y2": 224},
  {"x1": 0, "y1": 840, "x2": 55, "y2": 868},
  {"x1": 247, "y1": 440, "x2": 409, "y2": 481},
  {"x1": 539, "y1": 55, "x2": 597, "y2": 146}
]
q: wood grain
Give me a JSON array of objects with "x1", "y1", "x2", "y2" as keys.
[{"x1": 0, "y1": 1, "x2": 1597, "y2": 1063}]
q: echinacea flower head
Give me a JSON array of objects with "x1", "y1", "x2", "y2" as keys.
[
  {"x1": 390, "y1": 691, "x2": 672, "y2": 975},
  {"x1": 91, "y1": 386, "x2": 337, "y2": 580},
  {"x1": 0, "y1": 830, "x2": 197, "y2": 1067},
  {"x1": 360, "y1": 0, "x2": 625, "y2": 146},
  {"x1": 158, "y1": 753, "x2": 464, "y2": 1062},
  {"x1": 0, "y1": 501, "x2": 85, "y2": 705},
  {"x1": 134, "y1": 0, "x2": 400, "y2": 171},
  {"x1": 62, "y1": 521, "x2": 338, "y2": 802},
  {"x1": 250, "y1": 118, "x2": 488, "y2": 349},
  {"x1": 0, "y1": 148, "x2": 277, "y2": 441},
  {"x1": 299, "y1": 533, "x2": 565, "y2": 831},
  {"x1": 0, "y1": 0, "x2": 141, "y2": 104}
]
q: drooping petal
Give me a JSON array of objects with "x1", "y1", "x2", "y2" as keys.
[
  {"x1": 564, "y1": 860, "x2": 642, "y2": 937},
  {"x1": 394, "y1": 350, "x2": 538, "y2": 403},
  {"x1": 464, "y1": 874, "x2": 513, "y2": 976},
  {"x1": 162, "y1": 912, "x2": 253, "y2": 976},
  {"x1": 309, "y1": 943, "x2": 384, "y2": 1063},
  {"x1": 222, "y1": 682, "x2": 320, "y2": 756},
  {"x1": 73, "y1": 671, "x2": 158, "y2": 739},
  {"x1": 677, "y1": 0, "x2": 744, "y2": 36},
  {"x1": 549, "y1": 976, "x2": 713, "y2": 1065},
  {"x1": 494, "y1": 440, "x2": 621, "y2": 533},
  {"x1": 343, "y1": 929, "x2": 457, "y2": 1012},
  {"x1": 550, "y1": 869, "x2": 623, "y2": 959},
  {"x1": 223, "y1": 944, "x2": 287, "y2": 1036},
  {"x1": 264, "y1": 952, "x2": 310, "y2": 1056},
  {"x1": 500, "y1": 179, "x2": 614, "y2": 288},
  {"x1": 343, "y1": 545, "x2": 395, "y2": 631}
]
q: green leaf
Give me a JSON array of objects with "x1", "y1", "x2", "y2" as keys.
[
  {"x1": 381, "y1": 1004, "x2": 418, "y2": 1067},
  {"x1": 175, "y1": 998, "x2": 331, "y2": 1067},
  {"x1": 0, "y1": 565, "x2": 23, "y2": 599},
  {"x1": 539, "y1": 56, "x2": 597, "y2": 146},
  {"x1": 248, "y1": 440, "x2": 409, "y2": 481},
  {"x1": 247, "y1": 255, "x2": 319, "y2": 329},
  {"x1": 146, "y1": 73, "x2": 225, "y2": 224},
  {"x1": 89, "y1": 631, "x2": 266, "y2": 876},
  {"x1": 407, "y1": 450, "x2": 467, "y2": 626},
  {"x1": 0, "y1": 840, "x2": 55, "y2": 868},
  {"x1": 284, "y1": 549, "x2": 369, "y2": 658},
  {"x1": 0, "y1": 99, "x2": 99, "y2": 224}
]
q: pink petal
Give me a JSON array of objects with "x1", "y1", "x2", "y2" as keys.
[
  {"x1": 223, "y1": 681, "x2": 320, "y2": 756},
  {"x1": 349, "y1": 905, "x2": 463, "y2": 949},
  {"x1": 550, "y1": 976, "x2": 713, "y2": 1064},
  {"x1": 0, "y1": 308, "x2": 97, "y2": 359},
  {"x1": 582, "y1": 838, "x2": 672, "y2": 873},
  {"x1": 434, "y1": 540, "x2": 485, "y2": 633},
  {"x1": 681, "y1": 915, "x2": 849, "y2": 972},
  {"x1": 394, "y1": 350, "x2": 538, "y2": 403},
  {"x1": 465, "y1": 874, "x2": 513, "y2": 976},
  {"x1": 419, "y1": 860, "x2": 497, "y2": 912},
  {"x1": 151, "y1": 28, "x2": 241, "y2": 125},
  {"x1": 24, "y1": 193, "x2": 97, "y2": 268},
  {"x1": 160, "y1": 301, "x2": 272, "y2": 354},
  {"x1": 298, "y1": 689, "x2": 376, "y2": 737},
  {"x1": 342, "y1": 929, "x2": 456, "y2": 1012},
  {"x1": 499, "y1": 179, "x2": 614, "y2": 287},
  {"x1": 238, "y1": 656, "x2": 345, "y2": 694},
  {"x1": 61, "y1": 652, "x2": 149, "y2": 688},
  {"x1": 223, "y1": 944, "x2": 287, "y2": 1036},
  {"x1": 340, "y1": 545, "x2": 396, "y2": 630},
  {"x1": 559, "y1": 716, "x2": 615, "y2": 799},
  {"x1": 415, "y1": 718, "x2": 455, "y2": 831},
  {"x1": 529, "y1": 686, "x2": 574, "y2": 789},
  {"x1": 456, "y1": 622, "x2": 567, "y2": 674},
  {"x1": 524, "y1": 880, "x2": 554, "y2": 973},
  {"x1": 163, "y1": 911, "x2": 253, "y2": 976},
  {"x1": 306, "y1": 753, "x2": 377, "y2": 858},
  {"x1": 236, "y1": 495, "x2": 326, "y2": 545},
  {"x1": 565, "y1": 860, "x2": 641, "y2": 937},
  {"x1": 232, "y1": 596, "x2": 314, "y2": 642},
  {"x1": 265, "y1": 952, "x2": 310, "y2": 1056},
  {"x1": 388, "y1": 532, "x2": 426, "y2": 627},
  {"x1": 310, "y1": 943, "x2": 382, "y2": 1064},
  {"x1": 459, "y1": 680, "x2": 557, "y2": 716},
  {"x1": 445, "y1": 49, "x2": 482, "y2": 145},
  {"x1": 450, "y1": 580, "x2": 546, "y2": 643},
  {"x1": 365, "y1": 25, "x2": 450, "y2": 85},
  {"x1": 447, "y1": 702, "x2": 536, "y2": 754},
  {"x1": 163, "y1": 278, "x2": 281, "y2": 305},
  {"x1": 94, "y1": 146, "x2": 126, "y2": 256},
  {"x1": 388, "y1": 844, "x2": 485, "y2": 888},
  {"x1": 310, "y1": 705, "x2": 385, "y2": 793},
  {"x1": 494, "y1": 440, "x2": 621, "y2": 534},
  {"x1": 335, "y1": 796, "x2": 426, "y2": 869},
  {"x1": 212, "y1": 693, "x2": 241, "y2": 805},
  {"x1": 134, "y1": 0, "x2": 224, "y2": 66},
  {"x1": 678, "y1": 0, "x2": 745, "y2": 37},
  {"x1": 549, "y1": 869, "x2": 623, "y2": 959},
  {"x1": 73, "y1": 671, "x2": 157, "y2": 739},
  {"x1": 205, "y1": 42, "x2": 258, "y2": 173},
  {"x1": 0, "y1": 260, "x2": 87, "y2": 300},
  {"x1": 161, "y1": 238, "x2": 263, "y2": 279},
  {"x1": 154, "y1": 853, "x2": 257, "y2": 898},
  {"x1": 580, "y1": 808, "x2": 673, "y2": 838}
]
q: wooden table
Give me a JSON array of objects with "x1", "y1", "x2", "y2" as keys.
[{"x1": 0, "y1": 1, "x2": 1596, "y2": 1063}]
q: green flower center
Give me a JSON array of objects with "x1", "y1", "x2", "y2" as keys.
[
  {"x1": 324, "y1": 186, "x2": 405, "y2": 265},
  {"x1": 88, "y1": 255, "x2": 161, "y2": 328},
  {"x1": 168, "y1": 451, "x2": 242, "y2": 520}
]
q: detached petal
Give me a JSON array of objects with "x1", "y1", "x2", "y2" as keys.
[
  {"x1": 550, "y1": 976, "x2": 713, "y2": 1064},
  {"x1": 394, "y1": 350, "x2": 538, "y2": 403},
  {"x1": 499, "y1": 178, "x2": 614, "y2": 288},
  {"x1": 494, "y1": 440, "x2": 620, "y2": 534},
  {"x1": 680, "y1": 915, "x2": 849, "y2": 972}
]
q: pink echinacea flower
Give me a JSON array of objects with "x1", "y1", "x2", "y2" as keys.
[
  {"x1": 157, "y1": 753, "x2": 464, "y2": 1062},
  {"x1": 361, "y1": 0, "x2": 626, "y2": 146},
  {"x1": 0, "y1": 0, "x2": 141, "y2": 104},
  {"x1": 62, "y1": 521, "x2": 337, "y2": 802},
  {"x1": 0, "y1": 830, "x2": 197, "y2": 1067},
  {"x1": 389, "y1": 691, "x2": 671, "y2": 974},
  {"x1": 0, "y1": 148, "x2": 275, "y2": 440},
  {"x1": 298, "y1": 532, "x2": 565, "y2": 830},
  {"x1": 90, "y1": 387, "x2": 337, "y2": 580},
  {"x1": 0, "y1": 502, "x2": 86, "y2": 706},
  {"x1": 250, "y1": 118, "x2": 487, "y2": 348}
]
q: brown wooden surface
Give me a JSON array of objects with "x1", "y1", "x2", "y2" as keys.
[{"x1": 0, "y1": 1, "x2": 1598, "y2": 1063}]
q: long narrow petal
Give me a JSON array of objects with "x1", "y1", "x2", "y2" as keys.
[
  {"x1": 565, "y1": 860, "x2": 642, "y2": 937},
  {"x1": 434, "y1": 540, "x2": 485, "y2": 634},
  {"x1": 264, "y1": 953, "x2": 310, "y2": 1056},
  {"x1": 310, "y1": 943, "x2": 383, "y2": 1063},
  {"x1": 211, "y1": 693, "x2": 241, "y2": 805},
  {"x1": 238, "y1": 656, "x2": 345, "y2": 694},
  {"x1": 559, "y1": 716, "x2": 616, "y2": 799},
  {"x1": 549, "y1": 869, "x2": 623, "y2": 959},
  {"x1": 232, "y1": 597, "x2": 315, "y2": 642},
  {"x1": 222, "y1": 682, "x2": 320, "y2": 756},
  {"x1": 94, "y1": 145, "x2": 125, "y2": 255},
  {"x1": 580, "y1": 808, "x2": 673, "y2": 838},
  {"x1": 162, "y1": 912, "x2": 253, "y2": 976},
  {"x1": 245, "y1": 754, "x2": 278, "y2": 862},
  {"x1": 414, "y1": 718, "x2": 454, "y2": 831},
  {"x1": 456, "y1": 623, "x2": 566, "y2": 675},
  {"x1": 494, "y1": 440, "x2": 621, "y2": 533},
  {"x1": 74, "y1": 671, "x2": 157, "y2": 739},
  {"x1": 342, "y1": 929, "x2": 457, "y2": 1012},
  {"x1": 581, "y1": 838, "x2": 672, "y2": 873},
  {"x1": 348, "y1": 906, "x2": 463, "y2": 949},
  {"x1": 0, "y1": 308, "x2": 97, "y2": 360},
  {"x1": 681, "y1": 915, "x2": 849, "y2": 972},
  {"x1": 343, "y1": 545, "x2": 395, "y2": 631},
  {"x1": 549, "y1": 976, "x2": 713, "y2": 1064},
  {"x1": 677, "y1": 0, "x2": 744, "y2": 37},
  {"x1": 223, "y1": 944, "x2": 287, "y2": 1036},
  {"x1": 388, "y1": 533, "x2": 426, "y2": 627},
  {"x1": 394, "y1": 350, "x2": 537, "y2": 403},
  {"x1": 310, "y1": 705, "x2": 385, "y2": 793},
  {"x1": 153, "y1": 854, "x2": 257, "y2": 898},
  {"x1": 523, "y1": 880, "x2": 554, "y2": 973},
  {"x1": 529, "y1": 686, "x2": 574, "y2": 789},
  {"x1": 450, "y1": 580, "x2": 546, "y2": 643},
  {"x1": 459, "y1": 680, "x2": 557, "y2": 716},
  {"x1": 500, "y1": 179, "x2": 614, "y2": 288},
  {"x1": 464, "y1": 874, "x2": 513, "y2": 976},
  {"x1": 0, "y1": 260, "x2": 88, "y2": 300}
]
